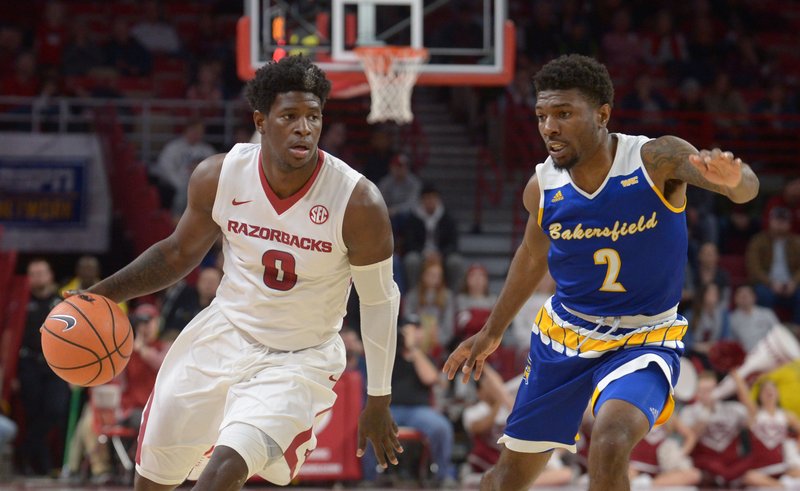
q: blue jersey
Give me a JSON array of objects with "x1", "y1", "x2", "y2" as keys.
[{"x1": 536, "y1": 133, "x2": 687, "y2": 317}]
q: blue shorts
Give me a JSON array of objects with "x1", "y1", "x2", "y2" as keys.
[{"x1": 499, "y1": 300, "x2": 684, "y2": 454}]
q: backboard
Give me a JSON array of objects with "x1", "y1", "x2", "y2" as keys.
[{"x1": 237, "y1": 0, "x2": 515, "y2": 97}]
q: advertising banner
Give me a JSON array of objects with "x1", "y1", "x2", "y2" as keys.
[{"x1": 0, "y1": 133, "x2": 110, "y2": 252}]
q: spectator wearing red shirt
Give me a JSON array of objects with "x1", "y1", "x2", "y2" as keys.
[
  {"x1": 1, "y1": 52, "x2": 40, "y2": 97},
  {"x1": 35, "y1": 0, "x2": 67, "y2": 68},
  {"x1": 120, "y1": 303, "x2": 170, "y2": 421},
  {"x1": 454, "y1": 263, "x2": 496, "y2": 344},
  {"x1": 0, "y1": 25, "x2": 24, "y2": 74},
  {"x1": 642, "y1": 9, "x2": 689, "y2": 76}
]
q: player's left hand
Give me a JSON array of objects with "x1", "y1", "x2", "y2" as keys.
[
  {"x1": 443, "y1": 328, "x2": 503, "y2": 384},
  {"x1": 688, "y1": 148, "x2": 743, "y2": 188},
  {"x1": 357, "y1": 394, "x2": 403, "y2": 468}
]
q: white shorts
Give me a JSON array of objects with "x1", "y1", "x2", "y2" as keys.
[{"x1": 135, "y1": 303, "x2": 346, "y2": 485}]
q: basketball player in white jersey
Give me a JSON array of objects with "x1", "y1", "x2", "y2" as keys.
[{"x1": 79, "y1": 55, "x2": 403, "y2": 490}]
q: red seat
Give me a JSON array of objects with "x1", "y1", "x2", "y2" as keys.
[
  {"x1": 152, "y1": 56, "x2": 188, "y2": 75},
  {"x1": 117, "y1": 77, "x2": 154, "y2": 97},
  {"x1": 154, "y1": 78, "x2": 187, "y2": 98},
  {"x1": 396, "y1": 427, "x2": 431, "y2": 482},
  {"x1": 90, "y1": 385, "x2": 137, "y2": 473}
]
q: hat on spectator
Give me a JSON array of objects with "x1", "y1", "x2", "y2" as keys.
[{"x1": 131, "y1": 303, "x2": 159, "y2": 324}]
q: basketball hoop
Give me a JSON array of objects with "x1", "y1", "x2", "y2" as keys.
[{"x1": 354, "y1": 46, "x2": 428, "y2": 124}]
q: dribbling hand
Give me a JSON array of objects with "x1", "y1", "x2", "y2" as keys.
[
  {"x1": 688, "y1": 148, "x2": 743, "y2": 188},
  {"x1": 443, "y1": 329, "x2": 502, "y2": 384}
]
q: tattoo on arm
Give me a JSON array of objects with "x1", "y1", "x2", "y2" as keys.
[
  {"x1": 89, "y1": 243, "x2": 183, "y2": 302},
  {"x1": 642, "y1": 135, "x2": 728, "y2": 195}
]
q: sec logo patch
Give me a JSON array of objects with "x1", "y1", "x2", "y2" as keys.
[{"x1": 309, "y1": 205, "x2": 329, "y2": 224}]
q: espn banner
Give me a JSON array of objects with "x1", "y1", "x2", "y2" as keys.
[{"x1": 0, "y1": 133, "x2": 110, "y2": 252}]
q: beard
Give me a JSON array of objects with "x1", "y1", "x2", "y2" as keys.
[{"x1": 552, "y1": 153, "x2": 579, "y2": 172}]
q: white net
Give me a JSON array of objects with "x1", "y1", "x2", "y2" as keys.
[{"x1": 355, "y1": 47, "x2": 429, "y2": 124}]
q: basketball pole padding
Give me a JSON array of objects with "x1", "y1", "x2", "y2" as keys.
[{"x1": 61, "y1": 386, "x2": 83, "y2": 476}]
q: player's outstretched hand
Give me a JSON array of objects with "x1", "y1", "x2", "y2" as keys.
[
  {"x1": 357, "y1": 394, "x2": 403, "y2": 468},
  {"x1": 443, "y1": 329, "x2": 502, "y2": 384},
  {"x1": 688, "y1": 148, "x2": 743, "y2": 188}
]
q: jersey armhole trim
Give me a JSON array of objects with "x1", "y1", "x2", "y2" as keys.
[
  {"x1": 336, "y1": 172, "x2": 363, "y2": 255},
  {"x1": 639, "y1": 160, "x2": 687, "y2": 214},
  {"x1": 650, "y1": 184, "x2": 686, "y2": 213},
  {"x1": 535, "y1": 172, "x2": 545, "y2": 227},
  {"x1": 537, "y1": 203, "x2": 544, "y2": 227},
  {"x1": 210, "y1": 151, "x2": 231, "y2": 225},
  {"x1": 639, "y1": 138, "x2": 688, "y2": 213}
]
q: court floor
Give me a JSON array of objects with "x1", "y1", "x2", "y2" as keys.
[{"x1": 0, "y1": 478, "x2": 750, "y2": 491}]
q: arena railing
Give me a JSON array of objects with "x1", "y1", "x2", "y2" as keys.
[{"x1": 0, "y1": 96, "x2": 249, "y2": 165}]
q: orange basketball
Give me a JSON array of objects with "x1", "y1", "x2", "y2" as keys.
[{"x1": 41, "y1": 293, "x2": 133, "y2": 387}]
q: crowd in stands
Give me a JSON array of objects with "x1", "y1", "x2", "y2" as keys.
[{"x1": 3, "y1": 0, "x2": 800, "y2": 488}]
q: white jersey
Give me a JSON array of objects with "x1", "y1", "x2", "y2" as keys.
[
  {"x1": 752, "y1": 408, "x2": 789, "y2": 451},
  {"x1": 211, "y1": 143, "x2": 361, "y2": 351},
  {"x1": 680, "y1": 401, "x2": 748, "y2": 452}
]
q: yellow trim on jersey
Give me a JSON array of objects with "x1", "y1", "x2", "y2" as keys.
[
  {"x1": 650, "y1": 185, "x2": 686, "y2": 213},
  {"x1": 537, "y1": 203, "x2": 544, "y2": 227},
  {"x1": 535, "y1": 306, "x2": 688, "y2": 355},
  {"x1": 590, "y1": 387, "x2": 675, "y2": 427}
]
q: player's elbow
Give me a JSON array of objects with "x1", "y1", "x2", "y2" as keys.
[
  {"x1": 729, "y1": 174, "x2": 759, "y2": 203},
  {"x1": 157, "y1": 236, "x2": 200, "y2": 276},
  {"x1": 729, "y1": 188, "x2": 758, "y2": 204}
]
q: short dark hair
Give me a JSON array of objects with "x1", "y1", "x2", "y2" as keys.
[
  {"x1": 420, "y1": 182, "x2": 439, "y2": 196},
  {"x1": 245, "y1": 55, "x2": 332, "y2": 113},
  {"x1": 533, "y1": 54, "x2": 614, "y2": 108}
]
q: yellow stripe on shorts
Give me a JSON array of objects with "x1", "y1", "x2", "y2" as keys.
[{"x1": 534, "y1": 306, "x2": 688, "y2": 356}]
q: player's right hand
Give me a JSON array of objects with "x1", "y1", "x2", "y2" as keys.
[
  {"x1": 443, "y1": 329, "x2": 502, "y2": 384},
  {"x1": 61, "y1": 289, "x2": 82, "y2": 299},
  {"x1": 356, "y1": 395, "x2": 402, "y2": 468}
]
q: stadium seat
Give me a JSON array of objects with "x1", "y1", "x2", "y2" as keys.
[
  {"x1": 395, "y1": 427, "x2": 431, "y2": 483},
  {"x1": 90, "y1": 385, "x2": 137, "y2": 477}
]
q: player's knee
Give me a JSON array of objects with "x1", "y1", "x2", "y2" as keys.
[
  {"x1": 199, "y1": 449, "x2": 249, "y2": 490},
  {"x1": 483, "y1": 450, "x2": 550, "y2": 490},
  {"x1": 590, "y1": 422, "x2": 639, "y2": 456},
  {"x1": 216, "y1": 423, "x2": 284, "y2": 477},
  {"x1": 481, "y1": 465, "x2": 517, "y2": 491},
  {"x1": 134, "y1": 472, "x2": 178, "y2": 491}
]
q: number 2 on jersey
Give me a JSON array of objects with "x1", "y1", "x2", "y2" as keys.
[
  {"x1": 594, "y1": 248, "x2": 626, "y2": 292},
  {"x1": 262, "y1": 250, "x2": 297, "y2": 291}
]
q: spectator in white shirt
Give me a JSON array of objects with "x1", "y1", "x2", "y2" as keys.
[
  {"x1": 377, "y1": 153, "x2": 421, "y2": 231},
  {"x1": 154, "y1": 121, "x2": 216, "y2": 216},
  {"x1": 680, "y1": 371, "x2": 749, "y2": 486},
  {"x1": 729, "y1": 285, "x2": 781, "y2": 353},
  {"x1": 131, "y1": 0, "x2": 181, "y2": 55}
]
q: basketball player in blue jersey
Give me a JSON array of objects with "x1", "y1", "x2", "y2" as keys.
[
  {"x1": 72, "y1": 56, "x2": 403, "y2": 491},
  {"x1": 444, "y1": 54, "x2": 760, "y2": 491}
]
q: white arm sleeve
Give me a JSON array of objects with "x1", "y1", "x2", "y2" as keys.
[{"x1": 350, "y1": 256, "x2": 400, "y2": 396}]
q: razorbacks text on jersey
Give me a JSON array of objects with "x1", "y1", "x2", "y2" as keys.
[{"x1": 211, "y1": 143, "x2": 362, "y2": 351}]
